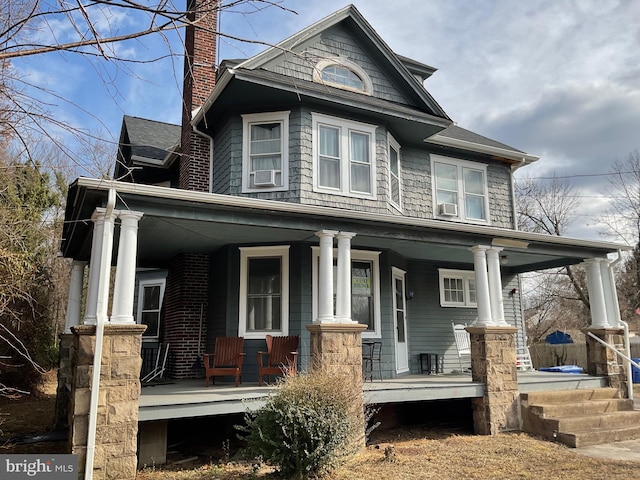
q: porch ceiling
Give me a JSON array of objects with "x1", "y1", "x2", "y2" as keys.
[{"x1": 62, "y1": 178, "x2": 628, "y2": 273}]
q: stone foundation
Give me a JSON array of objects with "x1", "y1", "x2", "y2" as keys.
[
  {"x1": 69, "y1": 324, "x2": 146, "y2": 480},
  {"x1": 54, "y1": 333, "x2": 75, "y2": 432},
  {"x1": 583, "y1": 327, "x2": 627, "y2": 397},
  {"x1": 467, "y1": 325, "x2": 519, "y2": 435}
]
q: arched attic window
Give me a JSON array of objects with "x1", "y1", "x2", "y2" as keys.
[{"x1": 313, "y1": 58, "x2": 373, "y2": 95}]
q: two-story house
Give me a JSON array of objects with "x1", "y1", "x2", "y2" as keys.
[{"x1": 61, "y1": 4, "x2": 624, "y2": 381}]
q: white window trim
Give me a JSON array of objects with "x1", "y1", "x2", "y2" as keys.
[
  {"x1": 238, "y1": 245, "x2": 290, "y2": 339},
  {"x1": 136, "y1": 278, "x2": 166, "y2": 340},
  {"x1": 241, "y1": 111, "x2": 290, "y2": 193},
  {"x1": 431, "y1": 154, "x2": 490, "y2": 225},
  {"x1": 438, "y1": 268, "x2": 477, "y2": 308},
  {"x1": 312, "y1": 57, "x2": 373, "y2": 95},
  {"x1": 388, "y1": 133, "x2": 402, "y2": 212},
  {"x1": 311, "y1": 112, "x2": 377, "y2": 199},
  {"x1": 311, "y1": 247, "x2": 381, "y2": 338}
]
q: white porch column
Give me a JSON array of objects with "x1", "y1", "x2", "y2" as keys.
[
  {"x1": 599, "y1": 258, "x2": 620, "y2": 327},
  {"x1": 95, "y1": 208, "x2": 117, "y2": 323},
  {"x1": 486, "y1": 247, "x2": 507, "y2": 326},
  {"x1": 471, "y1": 246, "x2": 493, "y2": 326},
  {"x1": 111, "y1": 211, "x2": 144, "y2": 324},
  {"x1": 316, "y1": 230, "x2": 338, "y2": 323},
  {"x1": 584, "y1": 258, "x2": 608, "y2": 328},
  {"x1": 336, "y1": 232, "x2": 356, "y2": 323},
  {"x1": 64, "y1": 261, "x2": 86, "y2": 333},
  {"x1": 83, "y1": 210, "x2": 106, "y2": 326}
]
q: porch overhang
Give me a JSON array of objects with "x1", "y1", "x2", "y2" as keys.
[{"x1": 61, "y1": 178, "x2": 628, "y2": 272}]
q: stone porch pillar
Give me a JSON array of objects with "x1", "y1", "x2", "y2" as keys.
[
  {"x1": 467, "y1": 325, "x2": 519, "y2": 435},
  {"x1": 583, "y1": 327, "x2": 627, "y2": 396},
  {"x1": 69, "y1": 324, "x2": 146, "y2": 480},
  {"x1": 56, "y1": 261, "x2": 86, "y2": 430},
  {"x1": 307, "y1": 323, "x2": 368, "y2": 445}
]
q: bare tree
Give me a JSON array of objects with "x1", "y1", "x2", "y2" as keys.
[
  {"x1": 0, "y1": 0, "x2": 295, "y2": 177},
  {"x1": 516, "y1": 175, "x2": 590, "y2": 313},
  {"x1": 600, "y1": 151, "x2": 640, "y2": 324}
]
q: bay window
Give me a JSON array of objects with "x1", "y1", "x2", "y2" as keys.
[{"x1": 312, "y1": 113, "x2": 377, "y2": 199}]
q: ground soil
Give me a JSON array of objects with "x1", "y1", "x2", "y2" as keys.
[{"x1": 2, "y1": 372, "x2": 639, "y2": 479}]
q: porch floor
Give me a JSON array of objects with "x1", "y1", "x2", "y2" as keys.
[{"x1": 138, "y1": 371, "x2": 606, "y2": 422}]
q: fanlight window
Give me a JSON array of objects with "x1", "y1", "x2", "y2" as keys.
[
  {"x1": 313, "y1": 58, "x2": 372, "y2": 94},
  {"x1": 321, "y1": 65, "x2": 365, "y2": 90}
]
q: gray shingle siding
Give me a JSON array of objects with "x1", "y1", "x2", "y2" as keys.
[
  {"x1": 212, "y1": 105, "x2": 515, "y2": 224},
  {"x1": 266, "y1": 25, "x2": 410, "y2": 105}
]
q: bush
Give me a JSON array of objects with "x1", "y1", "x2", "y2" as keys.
[{"x1": 239, "y1": 371, "x2": 367, "y2": 479}]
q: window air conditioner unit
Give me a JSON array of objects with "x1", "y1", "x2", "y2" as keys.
[
  {"x1": 253, "y1": 169, "x2": 278, "y2": 187},
  {"x1": 438, "y1": 202, "x2": 458, "y2": 216}
]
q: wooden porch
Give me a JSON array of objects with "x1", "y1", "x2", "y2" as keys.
[{"x1": 138, "y1": 371, "x2": 607, "y2": 422}]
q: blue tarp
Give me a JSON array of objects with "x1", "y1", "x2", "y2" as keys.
[{"x1": 545, "y1": 330, "x2": 573, "y2": 344}]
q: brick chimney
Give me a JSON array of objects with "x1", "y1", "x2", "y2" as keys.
[
  {"x1": 179, "y1": 0, "x2": 218, "y2": 191},
  {"x1": 164, "y1": 0, "x2": 217, "y2": 379}
]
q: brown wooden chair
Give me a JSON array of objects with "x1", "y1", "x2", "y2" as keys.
[
  {"x1": 203, "y1": 337, "x2": 246, "y2": 387},
  {"x1": 257, "y1": 335, "x2": 299, "y2": 386}
]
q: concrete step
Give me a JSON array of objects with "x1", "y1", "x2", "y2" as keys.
[
  {"x1": 547, "y1": 410, "x2": 640, "y2": 431},
  {"x1": 521, "y1": 388, "x2": 640, "y2": 448},
  {"x1": 529, "y1": 398, "x2": 634, "y2": 418},
  {"x1": 558, "y1": 423, "x2": 640, "y2": 448},
  {"x1": 522, "y1": 388, "x2": 619, "y2": 406}
]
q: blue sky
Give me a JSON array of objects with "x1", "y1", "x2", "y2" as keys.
[{"x1": 13, "y1": 0, "x2": 640, "y2": 240}]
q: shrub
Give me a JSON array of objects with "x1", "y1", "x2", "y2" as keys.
[{"x1": 239, "y1": 371, "x2": 367, "y2": 479}]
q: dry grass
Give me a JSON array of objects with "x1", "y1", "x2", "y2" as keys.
[
  {"x1": 2, "y1": 372, "x2": 640, "y2": 479},
  {"x1": 136, "y1": 426, "x2": 639, "y2": 480}
]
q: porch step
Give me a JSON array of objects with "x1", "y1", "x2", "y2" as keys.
[{"x1": 521, "y1": 388, "x2": 640, "y2": 448}]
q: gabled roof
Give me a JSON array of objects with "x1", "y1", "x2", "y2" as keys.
[
  {"x1": 122, "y1": 115, "x2": 180, "y2": 166},
  {"x1": 193, "y1": 4, "x2": 450, "y2": 130},
  {"x1": 426, "y1": 125, "x2": 539, "y2": 165}
]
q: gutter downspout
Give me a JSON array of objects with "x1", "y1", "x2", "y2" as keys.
[
  {"x1": 608, "y1": 250, "x2": 633, "y2": 400},
  {"x1": 193, "y1": 120, "x2": 215, "y2": 193},
  {"x1": 85, "y1": 188, "x2": 116, "y2": 479},
  {"x1": 510, "y1": 157, "x2": 527, "y2": 230}
]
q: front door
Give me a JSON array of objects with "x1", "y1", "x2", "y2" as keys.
[{"x1": 392, "y1": 267, "x2": 409, "y2": 373}]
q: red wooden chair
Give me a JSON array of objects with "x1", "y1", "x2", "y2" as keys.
[
  {"x1": 257, "y1": 335, "x2": 299, "y2": 386},
  {"x1": 203, "y1": 337, "x2": 246, "y2": 387}
]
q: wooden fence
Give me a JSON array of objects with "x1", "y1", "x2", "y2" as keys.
[{"x1": 529, "y1": 343, "x2": 640, "y2": 370}]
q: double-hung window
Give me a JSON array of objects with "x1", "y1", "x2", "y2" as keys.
[
  {"x1": 388, "y1": 134, "x2": 402, "y2": 210},
  {"x1": 438, "y1": 269, "x2": 477, "y2": 307},
  {"x1": 137, "y1": 279, "x2": 166, "y2": 339},
  {"x1": 312, "y1": 113, "x2": 377, "y2": 199},
  {"x1": 432, "y1": 155, "x2": 489, "y2": 223},
  {"x1": 238, "y1": 246, "x2": 289, "y2": 339},
  {"x1": 311, "y1": 248, "x2": 381, "y2": 338},
  {"x1": 242, "y1": 111, "x2": 290, "y2": 192}
]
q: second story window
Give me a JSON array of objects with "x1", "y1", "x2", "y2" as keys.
[
  {"x1": 312, "y1": 113, "x2": 377, "y2": 199},
  {"x1": 432, "y1": 155, "x2": 489, "y2": 223},
  {"x1": 242, "y1": 111, "x2": 290, "y2": 192},
  {"x1": 388, "y1": 134, "x2": 402, "y2": 210}
]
